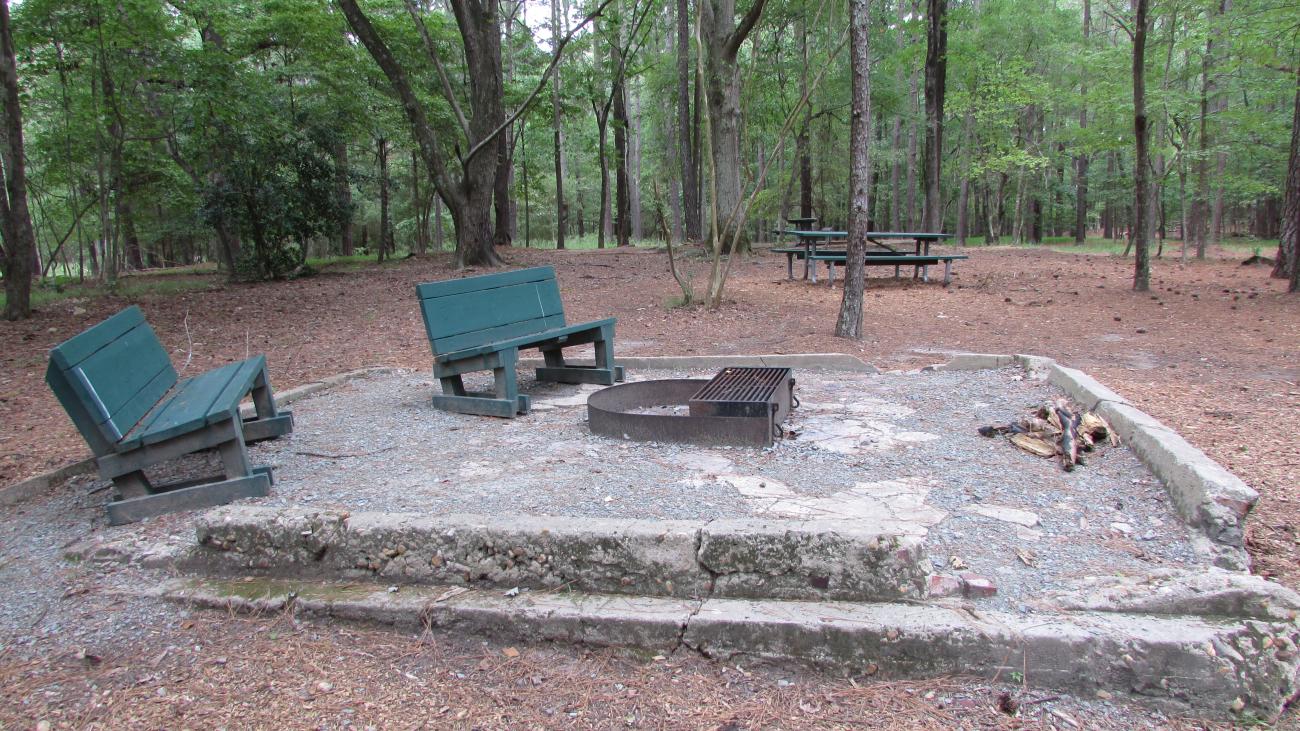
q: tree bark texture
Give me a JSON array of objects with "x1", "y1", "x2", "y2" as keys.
[
  {"x1": 700, "y1": 0, "x2": 767, "y2": 253},
  {"x1": 835, "y1": 0, "x2": 872, "y2": 340},
  {"x1": 1273, "y1": 65, "x2": 1299, "y2": 285},
  {"x1": 552, "y1": 0, "x2": 568, "y2": 248},
  {"x1": 677, "y1": 0, "x2": 700, "y2": 240},
  {"x1": 1, "y1": 0, "x2": 35, "y2": 319},
  {"x1": 921, "y1": 0, "x2": 947, "y2": 232},
  {"x1": 1075, "y1": 0, "x2": 1090, "y2": 242},
  {"x1": 1131, "y1": 0, "x2": 1151, "y2": 291}
]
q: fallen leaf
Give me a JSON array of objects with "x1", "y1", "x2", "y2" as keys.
[{"x1": 502, "y1": 647, "x2": 520, "y2": 658}]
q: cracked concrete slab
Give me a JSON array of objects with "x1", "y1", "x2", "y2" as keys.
[
  {"x1": 187, "y1": 506, "x2": 930, "y2": 602},
  {"x1": 161, "y1": 576, "x2": 1300, "y2": 722}
]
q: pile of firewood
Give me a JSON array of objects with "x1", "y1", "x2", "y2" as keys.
[{"x1": 978, "y1": 398, "x2": 1119, "y2": 472}]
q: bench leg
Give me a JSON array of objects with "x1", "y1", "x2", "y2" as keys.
[
  {"x1": 943, "y1": 260, "x2": 953, "y2": 286},
  {"x1": 105, "y1": 419, "x2": 271, "y2": 526},
  {"x1": 535, "y1": 324, "x2": 624, "y2": 386},
  {"x1": 786, "y1": 253, "x2": 794, "y2": 280},
  {"x1": 432, "y1": 351, "x2": 529, "y2": 417},
  {"x1": 111, "y1": 471, "x2": 153, "y2": 500},
  {"x1": 106, "y1": 473, "x2": 270, "y2": 526},
  {"x1": 241, "y1": 366, "x2": 294, "y2": 443}
]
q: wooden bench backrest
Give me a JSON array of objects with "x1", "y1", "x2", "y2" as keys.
[
  {"x1": 415, "y1": 266, "x2": 567, "y2": 357},
  {"x1": 45, "y1": 306, "x2": 177, "y2": 455}
]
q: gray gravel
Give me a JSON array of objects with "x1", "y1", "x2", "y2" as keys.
[
  {"x1": 5, "y1": 365, "x2": 1212, "y2": 619},
  {"x1": 226, "y1": 365, "x2": 1208, "y2": 611}
]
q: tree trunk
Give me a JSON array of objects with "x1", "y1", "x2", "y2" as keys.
[
  {"x1": 1, "y1": 0, "x2": 35, "y2": 319},
  {"x1": 1131, "y1": 0, "x2": 1151, "y2": 291},
  {"x1": 628, "y1": 83, "x2": 643, "y2": 240},
  {"x1": 336, "y1": 141, "x2": 355, "y2": 255},
  {"x1": 493, "y1": 130, "x2": 515, "y2": 246},
  {"x1": 1272, "y1": 65, "x2": 1299, "y2": 284},
  {"x1": 835, "y1": 0, "x2": 872, "y2": 340},
  {"x1": 677, "y1": 0, "x2": 700, "y2": 240},
  {"x1": 797, "y1": 14, "x2": 813, "y2": 221},
  {"x1": 377, "y1": 137, "x2": 391, "y2": 263},
  {"x1": 921, "y1": 0, "x2": 947, "y2": 232},
  {"x1": 338, "y1": 0, "x2": 503, "y2": 268},
  {"x1": 551, "y1": 0, "x2": 567, "y2": 248},
  {"x1": 700, "y1": 0, "x2": 768, "y2": 253},
  {"x1": 613, "y1": 49, "x2": 631, "y2": 247},
  {"x1": 412, "y1": 150, "x2": 428, "y2": 254},
  {"x1": 1075, "y1": 0, "x2": 1090, "y2": 243}
]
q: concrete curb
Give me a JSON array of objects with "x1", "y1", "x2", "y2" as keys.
[
  {"x1": 0, "y1": 458, "x2": 96, "y2": 507},
  {"x1": 519, "y1": 353, "x2": 878, "y2": 372},
  {"x1": 1, "y1": 366, "x2": 402, "y2": 508},
  {"x1": 187, "y1": 506, "x2": 931, "y2": 603},
  {"x1": 925, "y1": 352, "x2": 1258, "y2": 570},
  {"x1": 164, "y1": 576, "x2": 1300, "y2": 722}
]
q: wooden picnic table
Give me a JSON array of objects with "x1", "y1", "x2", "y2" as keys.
[{"x1": 772, "y1": 230, "x2": 955, "y2": 282}]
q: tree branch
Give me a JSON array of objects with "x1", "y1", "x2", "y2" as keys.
[
  {"x1": 402, "y1": 0, "x2": 471, "y2": 139},
  {"x1": 337, "y1": 0, "x2": 457, "y2": 203},
  {"x1": 462, "y1": 0, "x2": 619, "y2": 165},
  {"x1": 725, "y1": 0, "x2": 769, "y2": 59}
]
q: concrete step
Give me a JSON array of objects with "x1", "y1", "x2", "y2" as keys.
[
  {"x1": 185, "y1": 506, "x2": 932, "y2": 603},
  {"x1": 160, "y1": 575, "x2": 1300, "y2": 722}
]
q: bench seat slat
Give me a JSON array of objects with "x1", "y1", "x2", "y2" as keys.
[
  {"x1": 120, "y1": 358, "x2": 265, "y2": 450},
  {"x1": 434, "y1": 318, "x2": 616, "y2": 364}
]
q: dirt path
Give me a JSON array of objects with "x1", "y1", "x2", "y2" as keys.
[{"x1": 1, "y1": 244, "x2": 1295, "y2": 728}]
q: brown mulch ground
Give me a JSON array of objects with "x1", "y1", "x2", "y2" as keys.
[{"x1": 2, "y1": 243, "x2": 1297, "y2": 728}]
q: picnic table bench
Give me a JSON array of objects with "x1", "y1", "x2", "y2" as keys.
[
  {"x1": 416, "y1": 266, "x2": 625, "y2": 418},
  {"x1": 45, "y1": 306, "x2": 293, "y2": 525},
  {"x1": 810, "y1": 252, "x2": 969, "y2": 286},
  {"x1": 772, "y1": 230, "x2": 956, "y2": 282}
]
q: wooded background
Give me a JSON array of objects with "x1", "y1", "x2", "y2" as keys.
[{"x1": 1, "y1": 0, "x2": 1297, "y2": 293}]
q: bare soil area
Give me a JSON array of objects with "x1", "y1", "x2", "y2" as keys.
[{"x1": 1, "y1": 243, "x2": 1296, "y2": 728}]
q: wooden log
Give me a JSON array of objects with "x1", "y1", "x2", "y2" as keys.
[
  {"x1": 1010, "y1": 432, "x2": 1057, "y2": 457},
  {"x1": 1054, "y1": 400, "x2": 1081, "y2": 471}
]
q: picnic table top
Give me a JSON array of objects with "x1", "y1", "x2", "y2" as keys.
[{"x1": 775, "y1": 230, "x2": 954, "y2": 241}]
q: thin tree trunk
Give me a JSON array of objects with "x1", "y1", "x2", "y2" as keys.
[
  {"x1": 798, "y1": 14, "x2": 812, "y2": 221},
  {"x1": 628, "y1": 83, "x2": 643, "y2": 240},
  {"x1": 0, "y1": 0, "x2": 36, "y2": 319},
  {"x1": 1075, "y1": 0, "x2": 1090, "y2": 242},
  {"x1": 336, "y1": 141, "x2": 355, "y2": 255},
  {"x1": 1131, "y1": 0, "x2": 1151, "y2": 291},
  {"x1": 921, "y1": 0, "x2": 947, "y2": 232},
  {"x1": 1272, "y1": 65, "x2": 1299, "y2": 284},
  {"x1": 552, "y1": 0, "x2": 567, "y2": 248},
  {"x1": 377, "y1": 136, "x2": 391, "y2": 263},
  {"x1": 677, "y1": 0, "x2": 700, "y2": 240},
  {"x1": 835, "y1": 0, "x2": 872, "y2": 339}
]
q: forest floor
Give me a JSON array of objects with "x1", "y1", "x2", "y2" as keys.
[{"x1": 1, "y1": 242, "x2": 1297, "y2": 728}]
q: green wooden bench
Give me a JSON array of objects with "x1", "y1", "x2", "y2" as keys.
[
  {"x1": 810, "y1": 252, "x2": 970, "y2": 286},
  {"x1": 415, "y1": 266, "x2": 625, "y2": 418},
  {"x1": 45, "y1": 306, "x2": 293, "y2": 525}
]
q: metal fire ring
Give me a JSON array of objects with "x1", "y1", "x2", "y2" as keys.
[{"x1": 587, "y1": 379, "x2": 779, "y2": 448}]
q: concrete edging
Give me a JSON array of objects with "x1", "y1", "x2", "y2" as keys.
[
  {"x1": 925, "y1": 352, "x2": 1257, "y2": 570},
  {"x1": 0, "y1": 366, "x2": 402, "y2": 508},
  {"x1": 186, "y1": 506, "x2": 931, "y2": 603},
  {"x1": 164, "y1": 576, "x2": 1300, "y2": 722}
]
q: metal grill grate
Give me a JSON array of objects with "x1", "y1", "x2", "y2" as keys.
[{"x1": 691, "y1": 367, "x2": 790, "y2": 404}]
